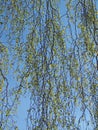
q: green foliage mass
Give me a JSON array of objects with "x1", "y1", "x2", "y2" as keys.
[{"x1": 0, "y1": 0, "x2": 98, "y2": 130}]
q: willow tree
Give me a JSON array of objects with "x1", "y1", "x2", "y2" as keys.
[
  {"x1": 0, "y1": 0, "x2": 98, "y2": 130},
  {"x1": 0, "y1": 0, "x2": 29, "y2": 129},
  {"x1": 64, "y1": 0, "x2": 98, "y2": 129}
]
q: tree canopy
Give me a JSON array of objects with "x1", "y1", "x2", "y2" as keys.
[{"x1": 0, "y1": 0, "x2": 98, "y2": 130}]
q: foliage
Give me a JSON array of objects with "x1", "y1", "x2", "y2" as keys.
[{"x1": 0, "y1": 0, "x2": 98, "y2": 130}]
